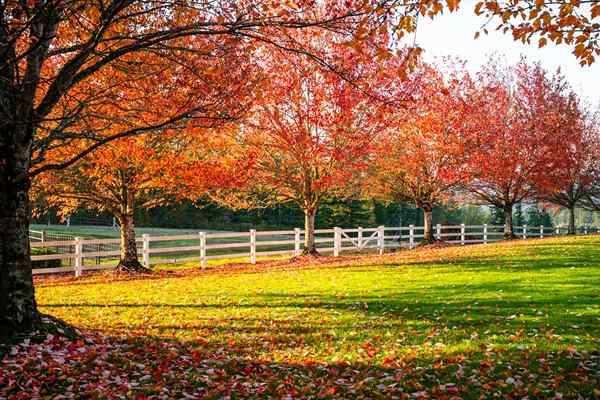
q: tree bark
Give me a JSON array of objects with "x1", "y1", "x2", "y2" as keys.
[
  {"x1": 115, "y1": 212, "x2": 149, "y2": 273},
  {"x1": 568, "y1": 206, "x2": 576, "y2": 235},
  {"x1": 421, "y1": 208, "x2": 435, "y2": 244},
  {"x1": 0, "y1": 133, "x2": 40, "y2": 339},
  {"x1": 302, "y1": 208, "x2": 319, "y2": 256},
  {"x1": 503, "y1": 205, "x2": 516, "y2": 240}
]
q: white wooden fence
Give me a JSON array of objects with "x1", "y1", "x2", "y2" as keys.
[{"x1": 30, "y1": 224, "x2": 599, "y2": 277}]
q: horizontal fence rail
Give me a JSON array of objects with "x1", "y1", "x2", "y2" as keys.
[{"x1": 29, "y1": 224, "x2": 599, "y2": 276}]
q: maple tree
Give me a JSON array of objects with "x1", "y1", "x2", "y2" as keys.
[
  {"x1": 368, "y1": 63, "x2": 472, "y2": 243},
  {"x1": 32, "y1": 131, "x2": 247, "y2": 272},
  {"x1": 473, "y1": 0, "x2": 600, "y2": 66},
  {"x1": 464, "y1": 59, "x2": 578, "y2": 239},
  {"x1": 0, "y1": 0, "x2": 456, "y2": 338},
  {"x1": 211, "y1": 42, "x2": 407, "y2": 254},
  {"x1": 536, "y1": 105, "x2": 600, "y2": 234},
  {"x1": 578, "y1": 108, "x2": 600, "y2": 213}
]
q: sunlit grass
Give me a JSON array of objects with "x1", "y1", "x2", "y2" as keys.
[{"x1": 32, "y1": 235, "x2": 600, "y2": 398}]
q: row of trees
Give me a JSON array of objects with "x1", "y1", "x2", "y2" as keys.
[
  {"x1": 371, "y1": 59, "x2": 600, "y2": 243},
  {"x1": 35, "y1": 56, "x2": 600, "y2": 258}
]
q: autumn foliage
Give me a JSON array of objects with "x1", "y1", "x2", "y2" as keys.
[
  {"x1": 208, "y1": 39, "x2": 411, "y2": 254},
  {"x1": 368, "y1": 63, "x2": 473, "y2": 243}
]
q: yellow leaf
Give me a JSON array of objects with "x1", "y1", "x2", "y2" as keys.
[
  {"x1": 592, "y1": 4, "x2": 600, "y2": 19},
  {"x1": 538, "y1": 37, "x2": 547, "y2": 48}
]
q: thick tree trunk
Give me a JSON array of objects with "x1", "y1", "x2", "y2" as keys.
[
  {"x1": 568, "y1": 206, "x2": 576, "y2": 235},
  {"x1": 0, "y1": 136, "x2": 39, "y2": 339},
  {"x1": 421, "y1": 208, "x2": 435, "y2": 244},
  {"x1": 302, "y1": 208, "x2": 319, "y2": 256},
  {"x1": 116, "y1": 213, "x2": 149, "y2": 273},
  {"x1": 503, "y1": 205, "x2": 516, "y2": 240}
]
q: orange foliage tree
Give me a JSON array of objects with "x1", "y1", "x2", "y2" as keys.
[
  {"x1": 210, "y1": 44, "x2": 409, "y2": 254},
  {"x1": 465, "y1": 59, "x2": 580, "y2": 239},
  {"x1": 32, "y1": 131, "x2": 247, "y2": 272},
  {"x1": 368, "y1": 63, "x2": 473, "y2": 243}
]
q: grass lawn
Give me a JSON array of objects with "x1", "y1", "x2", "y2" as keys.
[{"x1": 3, "y1": 235, "x2": 600, "y2": 399}]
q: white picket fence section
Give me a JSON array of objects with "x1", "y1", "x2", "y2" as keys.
[{"x1": 31, "y1": 224, "x2": 599, "y2": 277}]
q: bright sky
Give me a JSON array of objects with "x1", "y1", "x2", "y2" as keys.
[{"x1": 410, "y1": 1, "x2": 600, "y2": 106}]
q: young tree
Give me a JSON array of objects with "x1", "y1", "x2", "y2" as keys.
[
  {"x1": 1, "y1": 0, "x2": 447, "y2": 338},
  {"x1": 211, "y1": 45, "x2": 406, "y2": 254},
  {"x1": 369, "y1": 64, "x2": 472, "y2": 243},
  {"x1": 465, "y1": 59, "x2": 577, "y2": 239},
  {"x1": 33, "y1": 132, "x2": 247, "y2": 272},
  {"x1": 537, "y1": 108, "x2": 600, "y2": 234}
]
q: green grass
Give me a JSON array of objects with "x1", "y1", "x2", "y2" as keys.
[{"x1": 13, "y1": 235, "x2": 600, "y2": 398}]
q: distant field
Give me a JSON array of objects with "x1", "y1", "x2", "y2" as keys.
[{"x1": 29, "y1": 224, "x2": 215, "y2": 239}]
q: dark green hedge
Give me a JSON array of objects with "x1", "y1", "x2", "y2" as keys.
[{"x1": 31, "y1": 248, "x2": 62, "y2": 269}]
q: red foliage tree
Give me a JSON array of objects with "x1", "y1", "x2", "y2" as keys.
[
  {"x1": 369, "y1": 63, "x2": 473, "y2": 243},
  {"x1": 211, "y1": 43, "x2": 408, "y2": 254},
  {"x1": 536, "y1": 102, "x2": 600, "y2": 234},
  {"x1": 465, "y1": 59, "x2": 581, "y2": 238}
]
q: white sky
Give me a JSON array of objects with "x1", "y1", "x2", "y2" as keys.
[{"x1": 409, "y1": 0, "x2": 600, "y2": 105}]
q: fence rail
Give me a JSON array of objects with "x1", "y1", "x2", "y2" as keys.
[{"x1": 30, "y1": 224, "x2": 599, "y2": 277}]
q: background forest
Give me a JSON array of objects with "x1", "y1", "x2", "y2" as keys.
[{"x1": 35, "y1": 199, "x2": 596, "y2": 232}]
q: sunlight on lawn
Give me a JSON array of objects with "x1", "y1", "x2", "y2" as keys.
[{"x1": 5, "y1": 235, "x2": 600, "y2": 398}]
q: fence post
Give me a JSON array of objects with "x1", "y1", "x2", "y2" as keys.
[
  {"x1": 409, "y1": 224, "x2": 415, "y2": 249},
  {"x1": 74, "y1": 237, "x2": 83, "y2": 277},
  {"x1": 556, "y1": 226, "x2": 560, "y2": 236},
  {"x1": 540, "y1": 225, "x2": 544, "y2": 238},
  {"x1": 358, "y1": 226, "x2": 363, "y2": 249},
  {"x1": 483, "y1": 224, "x2": 488, "y2": 244},
  {"x1": 294, "y1": 228, "x2": 301, "y2": 256},
  {"x1": 40, "y1": 230, "x2": 46, "y2": 243},
  {"x1": 142, "y1": 234, "x2": 150, "y2": 268},
  {"x1": 333, "y1": 227, "x2": 341, "y2": 257},
  {"x1": 249, "y1": 229, "x2": 257, "y2": 264},
  {"x1": 66, "y1": 217, "x2": 71, "y2": 227},
  {"x1": 584, "y1": 226, "x2": 588, "y2": 235},
  {"x1": 460, "y1": 224, "x2": 465, "y2": 245},
  {"x1": 436, "y1": 224, "x2": 442, "y2": 241},
  {"x1": 378, "y1": 226, "x2": 385, "y2": 255},
  {"x1": 522, "y1": 225, "x2": 527, "y2": 239},
  {"x1": 199, "y1": 232, "x2": 207, "y2": 269}
]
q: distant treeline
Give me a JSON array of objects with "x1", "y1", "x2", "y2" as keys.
[{"x1": 35, "y1": 198, "x2": 581, "y2": 231}]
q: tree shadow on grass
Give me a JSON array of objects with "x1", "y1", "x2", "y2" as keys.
[{"x1": 42, "y1": 283, "x2": 600, "y2": 354}]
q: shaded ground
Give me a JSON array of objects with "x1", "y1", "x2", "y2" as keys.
[{"x1": 2, "y1": 235, "x2": 600, "y2": 399}]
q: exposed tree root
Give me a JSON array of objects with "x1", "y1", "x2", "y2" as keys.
[
  {"x1": 288, "y1": 248, "x2": 321, "y2": 262},
  {"x1": 418, "y1": 239, "x2": 451, "y2": 248},
  {"x1": 115, "y1": 259, "x2": 152, "y2": 274},
  {"x1": 0, "y1": 313, "x2": 81, "y2": 351},
  {"x1": 301, "y1": 248, "x2": 321, "y2": 256}
]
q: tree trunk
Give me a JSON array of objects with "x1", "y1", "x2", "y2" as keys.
[
  {"x1": 421, "y1": 208, "x2": 435, "y2": 244},
  {"x1": 0, "y1": 136, "x2": 40, "y2": 339},
  {"x1": 116, "y1": 213, "x2": 149, "y2": 273},
  {"x1": 503, "y1": 205, "x2": 516, "y2": 240},
  {"x1": 302, "y1": 208, "x2": 319, "y2": 256},
  {"x1": 568, "y1": 206, "x2": 576, "y2": 235}
]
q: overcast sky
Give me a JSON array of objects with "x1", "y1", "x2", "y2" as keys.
[{"x1": 409, "y1": 0, "x2": 600, "y2": 106}]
